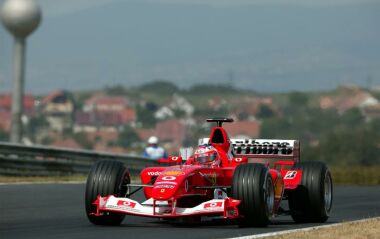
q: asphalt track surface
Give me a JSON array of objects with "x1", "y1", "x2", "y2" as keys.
[{"x1": 1, "y1": 184, "x2": 379, "y2": 239}]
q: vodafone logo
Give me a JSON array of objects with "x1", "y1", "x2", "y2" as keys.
[
  {"x1": 161, "y1": 176, "x2": 176, "y2": 181},
  {"x1": 117, "y1": 200, "x2": 136, "y2": 208},
  {"x1": 204, "y1": 202, "x2": 223, "y2": 209},
  {"x1": 234, "y1": 158, "x2": 243, "y2": 162},
  {"x1": 171, "y1": 157, "x2": 179, "y2": 161},
  {"x1": 147, "y1": 171, "x2": 162, "y2": 176}
]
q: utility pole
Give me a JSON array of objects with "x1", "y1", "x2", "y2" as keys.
[{"x1": 0, "y1": 0, "x2": 41, "y2": 143}]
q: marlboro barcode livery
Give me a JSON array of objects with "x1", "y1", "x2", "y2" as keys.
[{"x1": 85, "y1": 118, "x2": 333, "y2": 227}]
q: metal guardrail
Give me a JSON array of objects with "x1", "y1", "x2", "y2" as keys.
[{"x1": 0, "y1": 142, "x2": 157, "y2": 176}]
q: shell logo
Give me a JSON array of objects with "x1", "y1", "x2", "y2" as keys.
[{"x1": 163, "y1": 171, "x2": 185, "y2": 176}]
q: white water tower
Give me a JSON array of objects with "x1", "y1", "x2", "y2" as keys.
[{"x1": 1, "y1": 0, "x2": 41, "y2": 143}]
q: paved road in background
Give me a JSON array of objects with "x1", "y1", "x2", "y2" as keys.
[{"x1": 1, "y1": 184, "x2": 379, "y2": 239}]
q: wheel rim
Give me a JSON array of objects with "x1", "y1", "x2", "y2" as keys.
[
  {"x1": 264, "y1": 175, "x2": 275, "y2": 216},
  {"x1": 119, "y1": 172, "x2": 130, "y2": 197},
  {"x1": 324, "y1": 172, "x2": 332, "y2": 214}
]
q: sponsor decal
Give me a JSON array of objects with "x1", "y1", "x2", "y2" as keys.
[
  {"x1": 160, "y1": 189, "x2": 165, "y2": 193},
  {"x1": 171, "y1": 156, "x2": 179, "y2": 161},
  {"x1": 154, "y1": 184, "x2": 175, "y2": 189},
  {"x1": 204, "y1": 202, "x2": 223, "y2": 209},
  {"x1": 284, "y1": 170, "x2": 297, "y2": 179},
  {"x1": 147, "y1": 171, "x2": 162, "y2": 176},
  {"x1": 117, "y1": 200, "x2": 136, "y2": 208},
  {"x1": 163, "y1": 170, "x2": 185, "y2": 176},
  {"x1": 204, "y1": 172, "x2": 217, "y2": 185},
  {"x1": 162, "y1": 176, "x2": 176, "y2": 181},
  {"x1": 155, "y1": 181, "x2": 177, "y2": 185}
]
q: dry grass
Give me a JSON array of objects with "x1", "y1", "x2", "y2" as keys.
[
  {"x1": 266, "y1": 218, "x2": 380, "y2": 239},
  {"x1": 331, "y1": 166, "x2": 380, "y2": 185}
]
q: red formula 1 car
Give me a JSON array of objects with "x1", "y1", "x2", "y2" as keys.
[{"x1": 85, "y1": 118, "x2": 333, "y2": 227}]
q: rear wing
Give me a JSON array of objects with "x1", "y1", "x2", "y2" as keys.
[
  {"x1": 231, "y1": 139, "x2": 300, "y2": 160},
  {"x1": 199, "y1": 138, "x2": 300, "y2": 161}
]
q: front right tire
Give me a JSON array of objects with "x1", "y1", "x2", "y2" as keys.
[{"x1": 85, "y1": 160, "x2": 130, "y2": 225}]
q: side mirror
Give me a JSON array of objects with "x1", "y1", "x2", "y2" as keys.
[{"x1": 157, "y1": 156, "x2": 183, "y2": 165}]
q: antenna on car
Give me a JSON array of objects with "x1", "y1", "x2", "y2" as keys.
[{"x1": 206, "y1": 118, "x2": 234, "y2": 127}]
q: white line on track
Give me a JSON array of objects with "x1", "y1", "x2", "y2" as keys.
[{"x1": 227, "y1": 217, "x2": 380, "y2": 239}]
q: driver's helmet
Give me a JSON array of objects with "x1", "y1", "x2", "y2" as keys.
[{"x1": 193, "y1": 145, "x2": 219, "y2": 164}]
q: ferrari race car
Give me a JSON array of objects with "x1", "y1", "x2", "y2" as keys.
[{"x1": 85, "y1": 118, "x2": 333, "y2": 227}]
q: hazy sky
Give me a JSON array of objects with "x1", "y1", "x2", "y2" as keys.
[{"x1": 1, "y1": 0, "x2": 379, "y2": 93}]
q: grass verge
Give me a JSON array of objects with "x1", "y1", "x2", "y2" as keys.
[
  {"x1": 265, "y1": 217, "x2": 380, "y2": 239},
  {"x1": 331, "y1": 166, "x2": 380, "y2": 185}
]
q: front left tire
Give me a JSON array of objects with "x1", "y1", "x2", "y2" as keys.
[{"x1": 231, "y1": 163, "x2": 275, "y2": 227}]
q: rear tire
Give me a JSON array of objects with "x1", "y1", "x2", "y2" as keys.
[
  {"x1": 288, "y1": 161, "x2": 333, "y2": 223},
  {"x1": 231, "y1": 163, "x2": 274, "y2": 227},
  {"x1": 85, "y1": 160, "x2": 130, "y2": 225}
]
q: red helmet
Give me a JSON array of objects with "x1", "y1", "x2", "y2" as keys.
[{"x1": 193, "y1": 145, "x2": 219, "y2": 164}]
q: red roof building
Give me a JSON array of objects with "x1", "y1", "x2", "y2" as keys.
[
  {"x1": 0, "y1": 94, "x2": 35, "y2": 114},
  {"x1": 320, "y1": 91, "x2": 379, "y2": 113},
  {"x1": 79, "y1": 95, "x2": 136, "y2": 129},
  {"x1": 120, "y1": 107, "x2": 137, "y2": 123},
  {"x1": 136, "y1": 119, "x2": 187, "y2": 146},
  {"x1": 155, "y1": 119, "x2": 187, "y2": 145},
  {"x1": 0, "y1": 111, "x2": 11, "y2": 131},
  {"x1": 84, "y1": 95, "x2": 129, "y2": 112}
]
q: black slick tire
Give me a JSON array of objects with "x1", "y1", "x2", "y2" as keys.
[
  {"x1": 231, "y1": 163, "x2": 274, "y2": 227},
  {"x1": 288, "y1": 161, "x2": 333, "y2": 223},
  {"x1": 85, "y1": 160, "x2": 130, "y2": 225}
]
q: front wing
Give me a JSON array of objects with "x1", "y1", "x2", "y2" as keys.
[{"x1": 92, "y1": 195, "x2": 240, "y2": 219}]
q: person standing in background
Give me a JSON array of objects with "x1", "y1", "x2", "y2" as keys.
[{"x1": 143, "y1": 136, "x2": 167, "y2": 160}]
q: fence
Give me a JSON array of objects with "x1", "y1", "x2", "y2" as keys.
[{"x1": 0, "y1": 142, "x2": 157, "y2": 176}]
